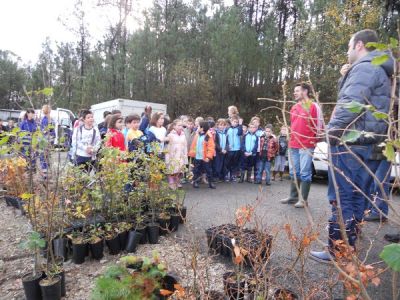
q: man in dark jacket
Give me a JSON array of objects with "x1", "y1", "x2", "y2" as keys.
[{"x1": 310, "y1": 29, "x2": 394, "y2": 263}]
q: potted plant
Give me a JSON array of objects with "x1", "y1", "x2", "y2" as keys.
[
  {"x1": 117, "y1": 221, "x2": 132, "y2": 250},
  {"x1": 20, "y1": 231, "x2": 46, "y2": 300},
  {"x1": 120, "y1": 255, "x2": 143, "y2": 270},
  {"x1": 158, "y1": 211, "x2": 171, "y2": 235},
  {"x1": 0, "y1": 157, "x2": 28, "y2": 212},
  {"x1": 39, "y1": 274, "x2": 62, "y2": 300},
  {"x1": 104, "y1": 223, "x2": 121, "y2": 255},
  {"x1": 273, "y1": 288, "x2": 299, "y2": 300},
  {"x1": 68, "y1": 231, "x2": 88, "y2": 264},
  {"x1": 223, "y1": 271, "x2": 246, "y2": 300},
  {"x1": 248, "y1": 273, "x2": 269, "y2": 300},
  {"x1": 88, "y1": 225, "x2": 104, "y2": 260},
  {"x1": 146, "y1": 189, "x2": 160, "y2": 244},
  {"x1": 91, "y1": 252, "x2": 175, "y2": 300}
]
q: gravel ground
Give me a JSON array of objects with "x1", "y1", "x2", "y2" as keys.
[{"x1": 1, "y1": 175, "x2": 400, "y2": 299}]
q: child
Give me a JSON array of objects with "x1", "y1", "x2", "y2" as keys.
[
  {"x1": 71, "y1": 110, "x2": 101, "y2": 172},
  {"x1": 126, "y1": 114, "x2": 144, "y2": 151},
  {"x1": 273, "y1": 126, "x2": 288, "y2": 181},
  {"x1": 250, "y1": 116, "x2": 264, "y2": 137},
  {"x1": 165, "y1": 119, "x2": 188, "y2": 189},
  {"x1": 240, "y1": 122, "x2": 258, "y2": 183},
  {"x1": 256, "y1": 126, "x2": 278, "y2": 185},
  {"x1": 213, "y1": 118, "x2": 228, "y2": 182},
  {"x1": 148, "y1": 112, "x2": 167, "y2": 154},
  {"x1": 225, "y1": 115, "x2": 243, "y2": 181},
  {"x1": 182, "y1": 116, "x2": 194, "y2": 183},
  {"x1": 189, "y1": 121, "x2": 216, "y2": 189},
  {"x1": 105, "y1": 114, "x2": 126, "y2": 151}
]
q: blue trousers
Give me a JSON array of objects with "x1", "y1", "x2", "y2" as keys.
[
  {"x1": 213, "y1": 152, "x2": 227, "y2": 180},
  {"x1": 288, "y1": 148, "x2": 314, "y2": 182},
  {"x1": 367, "y1": 159, "x2": 391, "y2": 216},
  {"x1": 256, "y1": 159, "x2": 272, "y2": 183},
  {"x1": 327, "y1": 145, "x2": 381, "y2": 249},
  {"x1": 241, "y1": 155, "x2": 256, "y2": 172},
  {"x1": 225, "y1": 151, "x2": 241, "y2": 177}
]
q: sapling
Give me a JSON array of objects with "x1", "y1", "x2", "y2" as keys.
[{"x1": 20, "y1": 231, "x2": 46, "y2": 277}]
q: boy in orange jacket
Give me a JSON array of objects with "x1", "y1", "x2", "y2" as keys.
[{"x1": 189, "y1": 121, "x2": 216, "y2": 189}]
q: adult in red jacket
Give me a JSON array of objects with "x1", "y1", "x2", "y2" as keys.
[
  {"x1": 105, "y1": 114, "x2": 126, "y2": 152},
  {"x1": 280, "y1": 82, "x2": 323, "y2": 208}
]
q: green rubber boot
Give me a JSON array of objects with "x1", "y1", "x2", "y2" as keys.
[
  {"x1": 295, "y1": 181, "x2": 311, "y2": 208},
  {"x1": 280, "y1": 180, "x2": 299, "y2": 204}
]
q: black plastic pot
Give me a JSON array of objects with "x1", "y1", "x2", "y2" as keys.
[
  {"x1": 4, "y1": 195, "x2": 11, "y2": 206},
  {"x1": 53, "y1": 238, "x2": 69, "y2": 261},
  {"x1": 125, "y1": 230, "x2": 143, "y2": 253},
  {"x1": 169, "y1": 214, "x2": 180, "y2": 232},
  {"x1": 158, "y1": 217, "x2": 170, "y2": 235},
  {"x1": 72, "y1": 242, "x2": 87, "y2": 264},
  {"x1": 273, "y1": 288, "x2": 298, "y2": 300},
  {"x1": 126, "y1": 259, "x2": 143, "y2": 270},
  {"x1": 147, "y1": 223, "x2": 159, "y2": 244},
  {"x1": 39, "y1": 275, "x2": 61, "y2": 300},
  {"x1": 118, "y1": 231, "x2": 128, "y2": 250},
  {"x1": 223, "y1": 272, "x2": 246, "y2": 300},
  {"x1": 90, "y1": 239, "x2": 104, "y2": 260},
  {"x1": 162, "y1": 273, "x2": 179, "y2": 291},
  {"x1": 106, "y1": 235, "x2": 121, "y2": 255},
  {"x1": 137, "y1": 225, "x2": 148, "y2": 244},
  {"x1": 55, "y1": 270, "x2": 66, "y2": 297},
  {"x1": 22, "y1": 271, "x2": 44, "y2": 300},
  {"x1": 178, "y1": 206, "x2": 187, "y2": 223}
]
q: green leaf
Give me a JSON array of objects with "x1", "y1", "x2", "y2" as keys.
[
  {"x1": 343, "y1": 101, "x2": 365, "y2": 114},
  {"x1": 380, "y1": 244, "x2": 400, "y2": 272},
  {"x1": 342, "y1": 131, "x2": 361, "y2": 143},
  {"x1": 390, "y1": 38, "x2": 399, "y2": 48},
  {"x1": 372, "y1": 111, "x2": 388, "y2": 120},
  {"x1": 366, "y1": 42, "x2": 387, "y2": 51},
  {"x1": 383, "y1": 142, "x2": 396, "y2": 162},
  {"x1": 0, "y1": 136, "x2": 9, "y2": 146},
  {"x1": 371, "y1": 54, "x2": 389, "y2": 66}
]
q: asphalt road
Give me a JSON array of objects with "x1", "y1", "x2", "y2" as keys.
[{"x1": 182, "y1": 176, "x2": 400, "y2": 300}]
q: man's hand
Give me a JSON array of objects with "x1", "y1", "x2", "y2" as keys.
[
  {"x1": 245, "y1": 152, "x2": 251, "y2": 157},
  {"x1": 239, "y1": 118, "x2": 243, "y2": 125},
  {"x1": 204, "y1": 158, "x2": 210, "y2": 162},
  {"x1": 222, "y1": 150, "x2": 227, "y2": 154}
]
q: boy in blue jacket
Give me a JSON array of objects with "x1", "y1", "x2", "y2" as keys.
[
  {"x1": 213, "y1": 118, "x2": 228, "y2": 182},
  {"x1": 225, "y1": 115, "x2": 243, "y2": 182},
  {"x1": 240, "y1": 122, "x2": 258, "y2": 183}
]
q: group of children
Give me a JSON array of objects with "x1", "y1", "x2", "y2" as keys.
[
  {"x1": 69, "y1": 105, "x2": 289, "y2": 190},
  {"x1": 182, "y1": 111, "x2": 289, "y2": 189}
]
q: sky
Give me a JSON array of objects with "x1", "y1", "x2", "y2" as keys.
[
  {"x1": 0, "y1": 0, "x2": 233, "y2": 66},
  {"x1": 0, "y1": 0, "x2": 160, "y2": 65}
]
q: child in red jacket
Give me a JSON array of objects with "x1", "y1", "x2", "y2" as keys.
[{"x1": 105, "y1": 114, "x2": 126, "y2": 152}]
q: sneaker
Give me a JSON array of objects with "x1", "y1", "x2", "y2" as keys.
[
  {"x1": 363, "y1": 214, "x2": 387, "y2": 223},
  {"x1": 265, "y1": 182, "x2": 271, "y2": 186},
  {"x1": 309, "y1": 250, "x2": 334, "y2": 264},
  {"x1": 230, "y1": 176, "x2": 237, "y2": 182}
]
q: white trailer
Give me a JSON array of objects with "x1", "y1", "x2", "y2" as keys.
[{"x1": 90, "y1": 99, "x2": 167, "y2": 125}]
